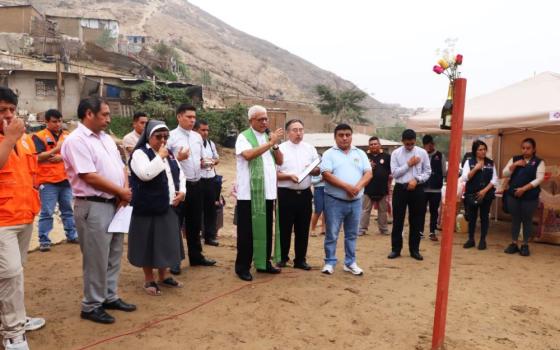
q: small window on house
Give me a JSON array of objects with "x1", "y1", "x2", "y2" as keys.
[
  {"x1": 141, "y1": 37, "x2": 145, "y2": 43},
  {"x1": 35, "y1": 79, "x2": 61, "y2": 97}
]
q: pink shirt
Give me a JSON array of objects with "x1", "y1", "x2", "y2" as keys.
[{"x1": 61, "y1": 123, "x2": 125, "y2": 199}]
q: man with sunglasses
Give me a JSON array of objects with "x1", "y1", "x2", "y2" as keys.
[{"x1": 387, "y1": 129, "x2": 431, "y2": 261}]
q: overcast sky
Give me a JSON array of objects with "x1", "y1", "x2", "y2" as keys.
[{"x1": 188, "y1": 0, "x2": 560, "y2": 109}]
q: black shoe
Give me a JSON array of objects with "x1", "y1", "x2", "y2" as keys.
[
  {"x1": 410, "y1": 251, "x2": 424, "y2": 261},
  {"x1": 190, "y1": 257, "x2": 217, "y2": 266},
  {"x1": 257, "y1": 265, "x2": 281, "y2": 274},
  {"x1": 520, "y1": 244, "x2": 530, "y2": 256},
  {"x1": 102, "y1": 298, "x2": 137, "y2": 312},
  {"x1": 204, "y1": 239, "x2": 219, "y2": 247},
  {"x1": 477, "y1": 240, "x2": 487, "y2": 250},
  {"x1": 387, "y1": 251, "x2": 401, "y2": 259},
  {"x1": 276, "y1": 260, "x2": 288, "y2": 268},
  {"x1": 81, "y1": 308, "x2": 115, "y2": 324},
  {"x1": 504, "y1": 243, "x2": 520, "y2": 254},
  {"x1": 463, "y1": 239, "x2": 475, "y2": 249},
  {"x1": 293, "y1": 262, "x2": 312, "y2": 271},
  {"x1": 169, "y1": 265, "x2": 181, "y2": 275},
  {"x1": 237, "y1": 271, "x2": 253, "y2": 281}
]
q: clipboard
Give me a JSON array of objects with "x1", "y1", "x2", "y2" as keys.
[{"x1": 296, "y1": 158, "x2": 321, "y2": 183}]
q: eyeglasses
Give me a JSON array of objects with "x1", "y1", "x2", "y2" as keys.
[
  {"x1": 256, "y1": 117, "x2": 268, "y2": 122},
  {"x1": 153, "y1": 134, "x2": 170, "y2": 140}
]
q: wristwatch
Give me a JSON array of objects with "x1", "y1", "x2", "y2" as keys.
[{"x1": 272, "y1": 144, "x2": 279, "y2": 151}]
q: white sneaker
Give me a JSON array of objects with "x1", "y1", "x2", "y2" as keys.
[
  {"x1": 321, "y1": 264, "x2": 334, "y2": 275},
  {"x1": 343, "y1": 262, "x2": 364, "y2": 276},
  {"x1": 24, "y1": 317, "x2": 45, "y2": 331},
  {"x1": 3, "y1": 335, "x2": 29, "y2": 350}
]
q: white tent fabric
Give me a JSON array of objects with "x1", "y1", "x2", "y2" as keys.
[{"x1": 407, "y1": 71, "x2": 560, "y2": 134}]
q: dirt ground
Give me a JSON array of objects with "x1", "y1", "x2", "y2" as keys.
[{"x1": 22, "y1": 149, "x2": 560, "y2": 350}]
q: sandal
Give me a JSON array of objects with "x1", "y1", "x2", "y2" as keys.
[
  {"x1": 144, "y1": 281, "x2": 162, "y2": 296},
  {"x1": 158, "y1": 277, "x2": 184, "y2": 288}
]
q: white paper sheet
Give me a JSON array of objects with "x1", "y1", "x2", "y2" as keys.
[
  {"x1": 108, "y1": 206, "x2": 133, "y2": 233},
  {"x1": 297, "y1": 158, "x2": 321, "y2": 183}
]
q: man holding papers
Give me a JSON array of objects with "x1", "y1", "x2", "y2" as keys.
[
  {"x1": 276, "y1": 119, "x2": 320, "y2": 270},
  {"x1": 62, "y1": 98, "x2": 136, "y2": 324}
]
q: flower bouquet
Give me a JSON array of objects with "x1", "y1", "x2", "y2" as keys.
[{"x1": 433, "y1": 54, "x2": 463, "y2": 130}]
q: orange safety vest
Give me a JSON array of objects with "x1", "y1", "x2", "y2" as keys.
[
  {"x1": 34, "y1": 128, "x2": 68, "y2": 185},
  {"x1": 0, "y1": 134, "x2": 40, "y2": 226}
]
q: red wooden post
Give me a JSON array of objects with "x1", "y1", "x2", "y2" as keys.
[{"x1": 432, "y1": 78, "x2": 467, "y2": 350}]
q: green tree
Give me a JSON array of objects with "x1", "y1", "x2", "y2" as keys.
[
  {"x1": 314, "y1": 84, "x2": 368, "y2": 124},
  {"x1": 96, "y1": 28, "x2": 116, "y2": 50}
]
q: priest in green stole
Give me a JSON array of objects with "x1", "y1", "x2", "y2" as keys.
[{"x1": 234, "y1": 105, "x2": 284, "y2": 281}]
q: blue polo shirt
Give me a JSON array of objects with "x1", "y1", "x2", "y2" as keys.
[{"x1": 320, "y1": 145, "x2": 371, "y2": 201}]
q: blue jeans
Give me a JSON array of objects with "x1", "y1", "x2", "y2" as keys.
[
  {"x1": 324, "y1": 194, "x2": 362, "y2": 266},
  {"x1": 38, "y1": 182, "x2": 77, "y2": 244}
]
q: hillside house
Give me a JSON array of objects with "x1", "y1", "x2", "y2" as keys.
[
  {"x1": 46, "y1": 15, "x2": 119, "y2": 51},
  {"x1": 0, "y1": 4, "x2": 43, "y2": 34},
  {"x1": 0, "y1": 53, "x2": 135, "y2": 118}
]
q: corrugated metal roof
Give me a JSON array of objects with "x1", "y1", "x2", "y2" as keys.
[{"x1": 0, "y1": 53, "x2": 132, "y2": 78}]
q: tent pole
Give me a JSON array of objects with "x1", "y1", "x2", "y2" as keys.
[
  {"x1": 495, "y1": 131, "x2": 503, "y2": 221},
  {"x1": 432, "y1": 78, "x2": 467, "y2": 350}
]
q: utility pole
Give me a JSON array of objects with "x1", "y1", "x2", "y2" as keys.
[{"x1": 56, "y1": 59, "x2": 62, "y2": 112}]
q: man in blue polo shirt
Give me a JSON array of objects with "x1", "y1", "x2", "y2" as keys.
[{"x1": 320, "y1": 124, "x2": 372, "y2": 276}]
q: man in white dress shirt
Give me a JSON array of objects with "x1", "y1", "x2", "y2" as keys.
[
  {"x1": 167, "y1": 104, "x2": 216, "y2": 274},
  {"x1": 387, "y1": 129, "x2": 431, "y2": 261},
  {"x1": 276, "y1": 119, "x2": 319, "y2": 270},
  {"x1": 194, "y1": 119, "x2": 220, "y2": 246},
  {"x1": 234, "y1": 105, "x2": 284, "y2": 281}
]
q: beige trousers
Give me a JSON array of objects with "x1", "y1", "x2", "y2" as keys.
[
  {"x1": 0, "y1": 223, "x2": 33, "y2": 340},
  {"x1": 359, "y1": 195, "x2": 389, "y2": 234}
]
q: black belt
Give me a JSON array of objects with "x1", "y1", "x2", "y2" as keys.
[
  {"x1": 186, "y1": 180, "x2": 201, "y2": 186},
  {"x1": 279, "y1": 187, "x2": 311, "y2": 195},
  {"x1": 75, "y1": 196, "x2": 117, "y2": 204},
  {"x1": 395, "y1": 182, "x2": 424, "y2": 188}
]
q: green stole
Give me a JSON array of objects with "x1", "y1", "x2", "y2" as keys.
[{"x1": 241, "y1": 128, "x2": 282, "y2": 270}]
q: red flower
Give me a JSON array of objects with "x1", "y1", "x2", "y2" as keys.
[
  {"x1": 433, "y1": 65, "x2": 444, "y2": 74},
  {"x1": 455, "y1": 54, "x2": 463, "y2": 65}
]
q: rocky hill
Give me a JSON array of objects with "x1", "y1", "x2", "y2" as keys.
[{"x1": 24, "y1": 0, "x2": 409, "y2": 125}]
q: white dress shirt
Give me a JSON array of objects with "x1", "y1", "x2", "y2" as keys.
[
  {"x1": 277, "y1": 140, "x2": 319, "y2": 190},
  {"x1": 122, "y1": 130, "x2": 141, "y2": 160},
  {"x1": 201, "y1": 139, "x2": 219, "y2": 179},
  {"x1": 390, "y1": 145, "x2": 432, "y2": 184},
  {"x1": 167, "y1": 126, "x2": 203, "y2": 182},
  {"x1": 235, "y1": 128, "x2": 277, "y2": 200},
  {"x1": 130, "y1": 144, "x2": 187, "y2": 205}
]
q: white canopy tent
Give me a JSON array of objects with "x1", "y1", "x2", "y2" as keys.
[
  {"x1": 408, "y1": 72, "x2": 560, "y2": 226},
  {"x1": 408, "y1": 71, "x2": 560, "y2": 135}
]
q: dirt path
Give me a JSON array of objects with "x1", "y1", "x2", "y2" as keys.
[{"x1": 23, "y1": 149, "x2": 560, "y2": 349}]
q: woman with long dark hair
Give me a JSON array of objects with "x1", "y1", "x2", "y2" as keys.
[
  {"x1": 502, "y1": 138, "x2": 545, "y2": 256},
  {"x1": 461, "y1": 140, "x2": 498, "y2": 250}
]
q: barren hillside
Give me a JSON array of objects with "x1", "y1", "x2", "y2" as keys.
[{"x1": 25, "y1": 0, "x2": 408, "y2": 125}]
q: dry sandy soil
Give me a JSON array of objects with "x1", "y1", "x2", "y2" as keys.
[{"x1": 22, "y1": 149, "x2": 560, "y2": 350}]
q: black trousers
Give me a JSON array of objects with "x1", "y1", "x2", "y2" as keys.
[
  {"x1": 181, "y1": 180, "x2": 204, "y2": 263},
  {"x1": 235, "y1": 199, "x2": 273, "y2": 274},
  {"x1": 465, "y1": 196, "x2": 493, "y2": 241},
  {"x1": 391, "y1": 183, "x2": 425, "y2": 254},
  {"x1": 200, "y1": 177, "x2": 218, "y2": 241},
  {"x1": 420, "y1": 192, "x2": 442, "y2": 234},
  {"x1": 278, "y1": 188, "x2": 312, "y2": 264}
]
